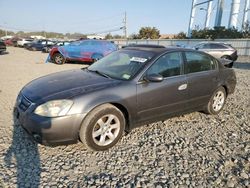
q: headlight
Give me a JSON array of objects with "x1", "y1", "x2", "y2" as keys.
[{"x1": 34, "y1": 100, "x2": 73, "y2": 117}]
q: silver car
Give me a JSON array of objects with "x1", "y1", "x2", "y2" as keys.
[{"x1": 194, "y1": 42, "x2": 238, "y2": 67}]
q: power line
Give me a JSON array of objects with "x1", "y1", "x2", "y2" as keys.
[
  {"x1": 80, "y1": 23, "x2": 123, "y2": 34},
  {"x1": 0, "y1": 13, "x2": 125, "y2": 34},
  {"x1": 94, "y1": 27, "x2": 124, "y2": 35}
]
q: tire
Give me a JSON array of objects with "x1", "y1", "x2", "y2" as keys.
[
  {"x1": 204, "y1": 87, "x2": 227, "y2": 115},
  {"x1": 52, "y1": 53, "x2": 65, "y2": 65},
  {"x1": 79, "y1": 104, "x2": 125, "y2": 151}
]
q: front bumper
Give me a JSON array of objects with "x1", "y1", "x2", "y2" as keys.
[{"x1": 15, "y1": 95, "x2": 86, "y2": 145}]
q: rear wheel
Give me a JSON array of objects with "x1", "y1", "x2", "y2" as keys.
[
  {"x1": 204, "y1": 87, "x2": 226, "y2": 115},
  {"x1": 52, "y1": 53, "x2": 65, "y2": 65},
  {"x1": 79, "y1": 104, "x2": 125, "y2": 151}
]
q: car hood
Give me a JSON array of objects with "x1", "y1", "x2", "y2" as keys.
[{"x1": 21, "y1": 69, "x2": 121, "y2": 102}]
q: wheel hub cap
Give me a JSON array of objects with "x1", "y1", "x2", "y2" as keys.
[
  {"x1": 212, "y1": 91, "x2": 225, "y2": 112},
  {"x1": 92, "y1": 114, "x2": 120, "y2": 146}
]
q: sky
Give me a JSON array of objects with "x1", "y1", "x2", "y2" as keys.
[{"x1": 0, "y1": 0, "x2": 247, "y2": 36}]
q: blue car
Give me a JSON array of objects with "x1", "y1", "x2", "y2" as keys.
[
  {"x1": 49, "y1": 40, "x2": 118, "y2": 64},
  {"x1": 27, "y1": 40, "x2": 55, "y2": 51}
]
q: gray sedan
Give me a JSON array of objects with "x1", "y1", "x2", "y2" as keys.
[
  {"x1": 194, "y1": 42, "x2": 238, "y2": 67},
  {"x1": 15, "y1": 45, "x2": 236, "y2": 151}
]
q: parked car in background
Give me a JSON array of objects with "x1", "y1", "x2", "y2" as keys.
[
  {"x1": 194, "y1": 42, "x2": 238, "y2": 67},
  {"x1": 3, "y1": 37, "x2": 20, "y2": 46},
  {"x1": 49, "y1": 40, "x2": 118, "y2": 64},
  {"x1": 4, "y1": 38, "x2": 14, "y2": 46},
  {"x1": 26, "y1": 40, "x2": 54, "y2": 51},
  {"x1": 15, "y1": 45, "x2": 236, "y2": 151},
  {"x1": 42, "y1": 41, "x2": 70, "y2": 53},
  {"x1": 0, "y1": 40, "x2": 7, "y2": 54},
  {"x1": 24, "y1": 40, "x2": 39, "y2": 49},
  {"x1": 11, "y1": 37, "x2": 22, "y2": 47},
  {"x1": 17, "y1": 38, "x2": 34, "y2": 47}
]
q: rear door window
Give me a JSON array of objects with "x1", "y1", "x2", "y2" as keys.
[{"x1": 184, "y1": 52, "x2": 216, "y2": 74}]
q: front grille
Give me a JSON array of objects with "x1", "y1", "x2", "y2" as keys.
[{"x1": 18, "y1": 95, "x2": 32, "y2": 111}]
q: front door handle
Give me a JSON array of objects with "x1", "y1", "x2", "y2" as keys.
[{"x1": 178, "y1": 84, "x2": 187, "y2": 91}]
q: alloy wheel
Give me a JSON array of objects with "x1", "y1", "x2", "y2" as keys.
[
  {"x1": 212, "y1": 91, "x2": 225, "y2": 112},
  {"x1": 92, "y1": 114, "x2": 120, "y2": 146}
]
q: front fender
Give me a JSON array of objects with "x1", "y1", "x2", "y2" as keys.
[{"x1": 68, "y1": 84, "x2": 137, "y2": 127}]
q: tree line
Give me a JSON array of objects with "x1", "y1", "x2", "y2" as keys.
[
  {"x1": 1, "y1": 23, "x2": 250, "y2": 40},
  {"x1": 0, "y1": 29, "x2": 87, "y2": 39},
  {"x1": 107, "y1": 25, "x2": 250, "y2": 39}
]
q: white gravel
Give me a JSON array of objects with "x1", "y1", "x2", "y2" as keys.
[{"x1": 0, "y1": 47, "x2": 249, "y2": 188}]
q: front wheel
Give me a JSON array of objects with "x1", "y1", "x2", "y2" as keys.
[
  {"x1": 204, "y1": 87, "x2": 227, "y2": 115},
  {"x1": 79, "y1": 104, "x2": 125, "y2": 151},
  {"x1": 52, "y1": 53, "x2": 65, "y2": 65}
]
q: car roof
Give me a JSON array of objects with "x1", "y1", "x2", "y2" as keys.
[
  {"x1": 197, "y1": 42, "x2": 230, "y2": 45},
  {"x1": 122, "y1": 45, "x2": 191, "y2": 54},
  {"x1": 122, "y1": 44, "x2": 166, "y2": 48},
  {"x1": 78, "y1": 39, "x2": 113, "y2": 43}
]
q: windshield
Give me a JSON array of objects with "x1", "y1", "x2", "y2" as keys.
[{"x1": 88, "y1": 50, "x2": 154, "y2": 80}]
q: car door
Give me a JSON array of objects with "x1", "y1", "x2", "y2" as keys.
[
  {"x1": 184, "y1": 51, "x2": 218, "y2": 109},
  {"x1": 136, "y1": 52, "x2": 188, "y2": 123}
]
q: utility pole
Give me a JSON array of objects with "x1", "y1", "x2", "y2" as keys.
[
  {"x1": 4, "y1": 22, "x2": 7, "y2": 36},
  {"x1": 123, "y1": 12, "x2": 127, "y2": 39}
]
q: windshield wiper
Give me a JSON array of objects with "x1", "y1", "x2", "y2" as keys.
[{"x1": 87, "y1": 69, "x2": 111, "y2": 79}]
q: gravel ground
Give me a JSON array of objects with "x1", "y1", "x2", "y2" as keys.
[{"x1": 0, "y1": 47, "x2": 249, "y2": 188}]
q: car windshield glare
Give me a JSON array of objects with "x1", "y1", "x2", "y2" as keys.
[{"x1": 88, "y1": 50, "x2": 154, "y2": 80}]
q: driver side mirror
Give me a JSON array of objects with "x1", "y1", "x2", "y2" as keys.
[{"x1": 144, "y1": 74, "x2": 163, "y2": 82}]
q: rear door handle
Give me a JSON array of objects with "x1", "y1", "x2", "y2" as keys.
[{"x1": 178, "y1": 84, "x2": 187, "y2": 91}]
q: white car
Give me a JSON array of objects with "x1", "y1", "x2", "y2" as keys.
[{"x1": 17, "y1": 38, "x2": 33, "y2": 47}]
